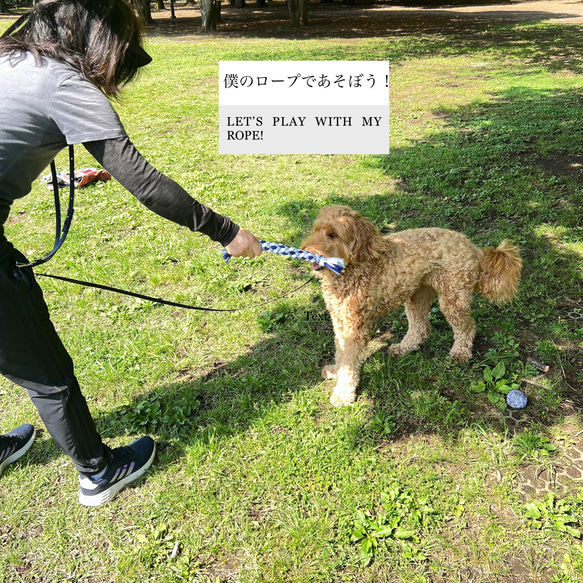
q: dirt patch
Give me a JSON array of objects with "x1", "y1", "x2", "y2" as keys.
[
  {"x1": 146, "y1": 0, "x2": 583, "y2": 39},
  {"x1": 534, "y1": 152, "x2": 583, "y2": 177},
  {"x1": 3, "y1": 1, "x2": 583, "y2": 39}
]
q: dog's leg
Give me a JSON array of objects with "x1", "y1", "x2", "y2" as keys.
[
  {"x1": 322, "y1": 317, "x2": 343, "y2": 380},
  {"x1": 438, "y1": 290, "x2": 476, "y2": 363},
  {"x1": 330, "y1": 336, "x2": 368, "y2": 406},
  {"x1": 327, "y1": 314, "x2": 370, "y2": 407},
  {"x1": 389, "y1": 285, "x2": 435, "y2": 358},
  {"x1": 322, "y1": 338, "x2": 339, "y2": 380}
]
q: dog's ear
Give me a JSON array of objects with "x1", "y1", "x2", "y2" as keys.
[{"x1": 349, "y1": 214, "x2": 388, "y2": 263}]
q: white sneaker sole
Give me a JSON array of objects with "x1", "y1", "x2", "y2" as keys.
[{"x1": 78, "y1": 443, "x2": 156, "y2": 507}]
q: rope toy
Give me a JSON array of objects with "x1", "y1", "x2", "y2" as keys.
[{"x1": 222, "y1": 240, "x2": 345, "y2": 275}]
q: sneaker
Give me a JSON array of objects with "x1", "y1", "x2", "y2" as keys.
[
  {"x1": 0, "y1": 424, "x2": 36, "y2": 477},
  {"x1": 78, "y1": 436, "x2": 155, "y2": 507}
]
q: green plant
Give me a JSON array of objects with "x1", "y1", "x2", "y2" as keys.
[
  {"x1": 120, "y1": 396, "x2": 197, "y2": 433},
  {"x1": 350, "y1": 486, "x2": 435, "y2": 565},
  {"x1": 524, "y1": 492, "x2": 582, "y2": 539},
  {"x1": 257, "y1": 309, "x2": 289, "y2": 332},
  {"x1": 350, "y1": 509, "x2": 418, "y2": 566},
  {"x1": 482, "y1": 333, "x2": 520, "y2": 365},
  {"x1": 552, "y1": 570, "x2": 581, "y2": 583},
  {"x1": 470, "y1": 361, "x2": 520, "y2": 410},
  {"x1": 552, "y1": 550, "x2": 583, "y2": 583},
  {"x1": 367, "y1": 410, "x2": 397, "y2": 437},
  {"x1": 513, "y1": 428, "x2": 558, "y2": 460}
]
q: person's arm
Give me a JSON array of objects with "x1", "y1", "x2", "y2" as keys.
[{"x1": 84, "y1": 137, "x2": 258, "y2": 252}]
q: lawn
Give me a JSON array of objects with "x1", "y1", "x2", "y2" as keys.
[{"x1": 0, "y1": 9, "x2": 582, "y2": 583}]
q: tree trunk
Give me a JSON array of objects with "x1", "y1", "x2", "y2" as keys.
[
  {"x1": 132, "y1": 0, "x2": 154, "y2": 24},
  {"x1": 0, "y1": 0, "x2": 10, "y2": 14},
  {"x1": 200, "y1": 0, "x2": 221, "y2": 32},
  {"x1": 287, "y1": 0, "x2": 308, "y2": 27},
  {"x1": 156, "y1": 0, "x2": 165, "y2": 8},
  {"x1": 231, "y1": 0, "x2": 246, "y2": 6}
]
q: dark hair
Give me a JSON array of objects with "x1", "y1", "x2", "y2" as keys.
[{"x1": 0, "y1": 0, "x2": 145, "y2": 97}]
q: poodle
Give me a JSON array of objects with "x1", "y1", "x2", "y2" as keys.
[{"x1": 301, "y1": 205, "x2": 522, "y2": 406}]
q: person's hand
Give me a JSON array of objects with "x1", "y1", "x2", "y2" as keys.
[{"x1": 225, "y1": 228, "x2": 263, "y2": 259}]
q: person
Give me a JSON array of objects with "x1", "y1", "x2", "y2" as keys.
[{"x1": 0, "y1": 0, "x2": 262, "y2": 506}]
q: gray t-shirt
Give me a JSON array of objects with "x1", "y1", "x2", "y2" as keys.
[
  {"x1": 0, "y1": 51, "x2": 239, "y2": 261},
  {"x1": 0, "y1": 52, "x2": 126, "y2": 222}
]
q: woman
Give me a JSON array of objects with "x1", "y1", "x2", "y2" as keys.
[{"x1": 0, "y1": 0, "x2": 262, "y2": 506}]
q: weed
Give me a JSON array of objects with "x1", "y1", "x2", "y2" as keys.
[
  {"x1": 120, "y1": 395, "x2": 197, "y2": 434},
  {"x1": 367, "y1": 409, "x2": 397, "y2": 437},
  {"x1": 513, "y1": 428, "x2": 558, "y2": 460},
  {"x1": 470, "y1": 360, "x2": 520, "y2": 410},
  {"x1": 552, "y1": 550, "x2": 583, "y2": 583},
  {"x1": 481, "y1": 333, "x2": 521, "y2": 365},
  {"x1": 524, "y1": 492, "x2": 582, "y2": 539},
  {"x1": 349, "y1": 485, "x2": 437, "y2": 565},
  {"x1": 257, "y1": 309, "x2": 288, "y2": 332}
]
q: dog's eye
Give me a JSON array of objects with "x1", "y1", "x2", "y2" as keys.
[{"x1": 327, "y1": 231, "x2": 337, "y2": 239}]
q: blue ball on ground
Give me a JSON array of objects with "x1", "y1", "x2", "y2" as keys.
[{"x1": 506, "y1": 389, "x2": 528, "y2": 409}]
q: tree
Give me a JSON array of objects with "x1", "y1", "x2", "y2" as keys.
[
  {"x1": 287, "y1": 0, "x2": 308, "y2": 27},
  {"x1": 200, "y1": 0, "x2": 221, "y2": 32},
  {"x1": 0, "y1": 0, "x2": 10, "y2": 14}
]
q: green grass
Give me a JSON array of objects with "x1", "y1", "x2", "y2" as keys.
[{"x1": 1, "y1": 15, "x2": 583, "y2": 583}]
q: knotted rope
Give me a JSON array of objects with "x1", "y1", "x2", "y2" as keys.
[{"x1": 222, "y1": 240, "x2": 345, "y2": 275}]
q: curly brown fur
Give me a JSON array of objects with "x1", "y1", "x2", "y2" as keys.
[{"x1": 301, "y1": 205, "x2": 522, "y2": 406}]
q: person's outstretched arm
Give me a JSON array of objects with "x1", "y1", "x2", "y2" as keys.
[{"x1": 84, "y1": 137, "x2": 262, "y2": 257}]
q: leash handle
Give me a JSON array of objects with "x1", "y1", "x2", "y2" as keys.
[{"x1": 222, "y1": 240, "x2": 345, "y2": 275}]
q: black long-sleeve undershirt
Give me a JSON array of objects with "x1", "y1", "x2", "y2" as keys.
[{"x1": 84, "y1": 137, "x2": 239, "y2": 247}]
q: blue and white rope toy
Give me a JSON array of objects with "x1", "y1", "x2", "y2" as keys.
[{"x1": 222, "y1": 240, "x2": 345, "y2": 275}]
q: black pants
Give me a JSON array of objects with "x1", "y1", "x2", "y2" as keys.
[{"x1": 0, "y1": 249, "x2": 110, "y2": 475}]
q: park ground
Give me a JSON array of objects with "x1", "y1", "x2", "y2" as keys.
[{"x1": 0, "y1": 2, "x2": 582, "y2": 582}]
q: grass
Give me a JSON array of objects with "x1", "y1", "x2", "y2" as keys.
[{"x1": 1, "y1": 12, "x2": 583, "y2": 583}]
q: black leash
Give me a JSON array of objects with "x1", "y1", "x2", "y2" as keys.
[
  {"x1": 17, "y1": 146, "x2": 313, "y2": 312},
  {"x1": 0, "y1": 13, "x2": 29, "y2": 39},
  {"x1": 36, "y1": 271, "x2": 315, "y2": 312},
  {"x1": 17, "y1": 146, "x2": 76, "y2": 269}
]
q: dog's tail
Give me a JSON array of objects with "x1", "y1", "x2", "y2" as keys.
[{"x1": 476, "y1": 240, "x2": 522, "y2": 304}]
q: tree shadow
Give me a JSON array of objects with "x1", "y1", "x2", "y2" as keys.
[
  {"x1": 147, "y1": 0, "x2": 583, "y2": 78},
  {"x1": 91, "y1": 86, "x2": 581, "y2": 474},
  {"x1": 91, "y1": 267, "x2": 336, "y2": 470},
  {"x1": 276, "y1": 84, "x2": 583, "y2": 437}
]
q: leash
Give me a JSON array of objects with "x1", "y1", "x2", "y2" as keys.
[
  {"x1": 35, "y1": 271, "x2": 316, "y2": 313},
  {"x1": 17, "y1": 146, "x2": 76, "y2": 269},
  {"x1": 15, "y1": 145, "x2": 323, "y2": 311},
  {"x1": 0, "y1": 13, "x2": 29, "y2": 39}
]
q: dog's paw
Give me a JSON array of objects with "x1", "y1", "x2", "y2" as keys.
[
  {"x1": 389, "y1": 343, "x2": 408, "y2": 358},
  {"x1": 450, "y1": 347, "x2": 472, "y2": 364},
  {"x1": 322, "y1": 365, "x2": 338, "y2": 379},
  {"x1": 330, "y1": 392, "x2": 355, "y2": 407}
]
